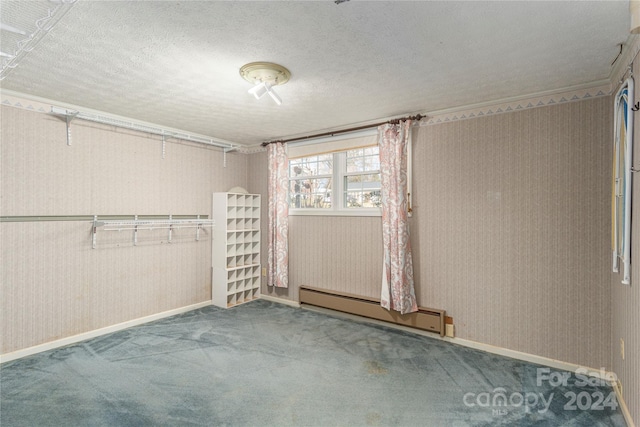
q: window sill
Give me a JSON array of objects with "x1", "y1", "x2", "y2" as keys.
[{"x1": 289, "y1": 208, "x2": 381, "y2": 217}]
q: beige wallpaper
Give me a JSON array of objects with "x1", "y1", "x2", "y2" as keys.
[
  {"x1": 246, "y1": 150, "x2": 269, "y2": 292},
  {"x1": 1, "y1": 106, "x2": 248, "y2": 354},
  {"x1": 286, "y1": 215, "x2": 383, "y2": 302},
  {"x1": 611, "y1": 59, "x2": 640, "y2": 423},
  {"x1": 255, "y1": 97, "x2": 613, "y2": 373},
  {"x1": 412, "y1": 97, "x2": 611, "y2": 369}
]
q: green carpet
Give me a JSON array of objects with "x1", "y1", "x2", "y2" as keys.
[{"x1": 0, "y1": 299, "x2": 626, "y2": 426}]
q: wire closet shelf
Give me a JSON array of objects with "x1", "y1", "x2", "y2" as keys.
[{"x1": 92, "y1": 215, "x2": 214, "y2": 248}]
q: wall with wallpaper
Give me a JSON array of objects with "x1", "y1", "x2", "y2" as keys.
[
  {"x1": 0, "y1": 105, "x2": 248, "y2": 355},
  {"x1": 261, "y1": 96, "x2": 613, "y2": 373}
]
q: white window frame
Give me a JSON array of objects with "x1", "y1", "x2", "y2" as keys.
[
  {"x1": 288, "y1": 130, "x2": 384, "y2": 217},
  {"x1": 289, "y1": 151, "x2": 381, "y2": 217},
  {"x1": 288, "y1": 128, "x2": 413, "y2": 217}
]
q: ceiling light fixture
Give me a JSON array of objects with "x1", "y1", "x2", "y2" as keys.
[
  {"x1": 267, "y1": 85, "x2": 282, "y2": 105},
  {"x1": 240, "y1": 62, "x2": 290, "y2": 105},
  {"x1": 248, "y1": 81, "x2": 269, "y2": 100}
]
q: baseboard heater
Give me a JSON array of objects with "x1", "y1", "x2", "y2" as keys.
[{"x1": 299, "y1": 286, "x2": 445, "y2": 336}]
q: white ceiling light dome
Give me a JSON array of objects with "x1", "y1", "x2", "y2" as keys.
[
  {"x1": 240, "y1": 62, "x2": 291, "y2": 105},
  {"x1": 239, "y1": 62, "x2": 291, "y2": 86}
]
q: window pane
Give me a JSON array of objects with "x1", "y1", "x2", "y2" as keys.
[
  {"x1": 345, "y1": 190, "x2": 381, "y2": 208},
  {"x1": 289, "y1": 178, "x2": 332, "y2": 208},
  {"x1": 290, "y1": 154, "x2": 333, "y2": 177},
  {"x1": 344, "y1": 174, "x2": 381, "y2": 208},
  {"x1": 363, "y1": 146, "x2": 378, "y2": 156},
  {"x1": 346, "y1": 146, "x2": 379, "y2": 173}
]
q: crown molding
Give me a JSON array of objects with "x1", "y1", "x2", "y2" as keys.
[
  {"x1": 610, "y1": 34, "x2": 640, "y2": 89},
  {"x1": 239, "y1": 145, "x2": 267, "y2": 154},
  {"x1": 420, "y1": 82, "x2": 610, "y2": 126}
]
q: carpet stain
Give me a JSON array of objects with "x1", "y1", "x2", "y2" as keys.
[
  {"x1": 366, "y1": 411, "x2": 382, "y2": 425},
  {"x1": 364, "y1": 360, "x2": 388, "y2": 375}
]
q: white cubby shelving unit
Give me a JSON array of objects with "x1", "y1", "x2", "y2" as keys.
[{"x1": 212, "y1": 192, "x2": 261, "y2": 308}]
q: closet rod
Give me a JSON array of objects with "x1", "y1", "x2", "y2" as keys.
[
  {"x1": 0, "y1": 214, "x2": 209, "y2": 223},
  {"x1": 50, "y1": 106, "x2": 240, "y2": 151},
  {"x1": 260, "y1": 114, "x2": 425, "y2": 147}
]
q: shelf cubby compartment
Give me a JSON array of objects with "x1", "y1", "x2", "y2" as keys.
[
  {"x1": 250, "y1": 241, "x2": 259, "y2": 254},
  {"x1": 227, "y1": 293, "x2": 237, "y2": 307},
  {"x1": 227, "y1": 270, "x2": 237, "y2": 282},
  {"x1": 227, "y1": 232, "x2": 237, "y2": 245},
  {"x1": 251, "y1": 277, "x2": 259, "y2": 289},
  {"x1": 226, "y1": 244, "x2": 236, "y2": 257}
]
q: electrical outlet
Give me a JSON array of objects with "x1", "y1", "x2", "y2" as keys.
[
  {"x1": 262, "y1": 267, "x2": 267, "y2": 277},
  {"x1": 620, "y1": 338, "x2": 625, "y2": 360},
  {"x1": 445, "y1": 324, "x2": 455, "y2": 338}
]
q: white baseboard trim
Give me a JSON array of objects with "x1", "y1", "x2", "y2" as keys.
[
  {"x1": 612, "y1": 380, "x2": 636, "y2": 427},
  {"x1": 446, "y1": 335, "x2": 616, "y2": 382},
  {"x1": 302, "y1": 304, "x2": 622, "y2": 386},
  {"x1": 0, "y1": 300, "x2": 212, "y2": 364},
  {"x1": 259, "y1": 294, "x2": 301, "y2": 308}
]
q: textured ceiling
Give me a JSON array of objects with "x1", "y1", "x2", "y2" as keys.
[{"x1": 0, "y1": 0, "x2": 632, "y2": 146}]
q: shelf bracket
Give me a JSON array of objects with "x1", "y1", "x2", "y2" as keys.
[
  {"x1": 162, "y1": 134, "x2": 166, "y2": 159},
  {"x1": 65, "y1": 113, "x2": 79, "y2": 146},
  {"x1": 196, "y1": 215, "x2": 201, "y2": 241},
  {"x1": 168, "y1": 214, "x2": 172, "y2": 243},
  {"x1": 134, "y1": 214, "x2": 138, "y2": 246},
  {"x1": 92, "y1": 215, "x2": 98, "y2": 249},
  {"x1": 223, "y1": 147, "x2": 237, "y2": 168},
  {"x1": 50, "y1": 107, "x2": 79, "y2": 146}
]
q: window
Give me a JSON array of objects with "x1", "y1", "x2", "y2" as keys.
[
  {"x1": 344, "y1": 146, "x2": 381, "y2": 208},
  {"x1": 289, "y1": 146, "x2": 381, "y2": 216},
  {"x1": 289, "y1": 153, "x2": 333, "y2": 209}
]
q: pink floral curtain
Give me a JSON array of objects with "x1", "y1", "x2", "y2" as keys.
[
  {"x1": 378, "y1": 121, "x2": 418, "y2": 314},
  {"x1": 267, "y1": 142, "x2": 289, "y2": 288}
]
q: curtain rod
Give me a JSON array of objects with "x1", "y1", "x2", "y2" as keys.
[{"x1": 260, "y1": 114, "x2": 426, "y2": 147}]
